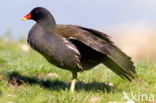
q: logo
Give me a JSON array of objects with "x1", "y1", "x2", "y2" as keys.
[{"x1": 122, "y1": 92, "x2": 155, "y2": 102}]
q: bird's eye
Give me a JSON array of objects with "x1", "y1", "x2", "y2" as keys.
[{"x1": 35, "y1": 11, "x2": 40, "y2": 15}]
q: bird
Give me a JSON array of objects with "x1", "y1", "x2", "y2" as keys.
[{"x1": 22, "y1": 7, "x2": 136, "y2": 92}]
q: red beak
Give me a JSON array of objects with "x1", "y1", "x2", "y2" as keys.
[{"x1": 22, "y1": 13, "x2": 32, "y2": 20}]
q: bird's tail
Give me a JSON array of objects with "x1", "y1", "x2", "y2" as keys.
[{"x1": 102, "y1": 46, "x2": 136, "y2": 81}]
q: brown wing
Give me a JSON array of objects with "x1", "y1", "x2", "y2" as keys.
[
  {"x1": 55, "y1": 25, "x2": 110, "y2": 54},
  {"x1": 55, "y1": 24, "x2": 136, "y2": 81}
]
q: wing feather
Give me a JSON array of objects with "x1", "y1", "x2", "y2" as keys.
[{"x1": 55, "y1": 25, "x2": 136, "y2": 80}]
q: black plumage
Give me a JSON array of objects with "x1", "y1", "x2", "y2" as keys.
[{"x1": 22, "y1": 7, "x2": 136, "y2": 92}]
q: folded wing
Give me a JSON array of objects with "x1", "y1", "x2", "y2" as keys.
[{"x1": 55, "y1": 25, "x2": 136, "y2": 81}]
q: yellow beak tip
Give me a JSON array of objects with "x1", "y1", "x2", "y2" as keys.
[{"x1": 21, "y1": 17, "x2": 28, "y2": 21}]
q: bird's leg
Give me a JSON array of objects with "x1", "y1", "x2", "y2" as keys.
[{"x1": 70, "y1": 72, "x2": 77, "y2": 92}]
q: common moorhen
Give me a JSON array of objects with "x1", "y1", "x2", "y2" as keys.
[{"x1": 22, "y1": 7, "x2": 136, "y2": 92}]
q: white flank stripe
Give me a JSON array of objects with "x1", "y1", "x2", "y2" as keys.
[
  {"x1": 66, "y1": 44, "x2": 79, "y2": 54},
  {"x1": 63, "y1": 38, "x2": 80, "y2": 55}
]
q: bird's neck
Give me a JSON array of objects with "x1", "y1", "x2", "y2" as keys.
[{"x1": 38, "y1": 16, "x2": 56, "y2": 32}]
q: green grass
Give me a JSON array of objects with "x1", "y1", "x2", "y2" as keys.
[{"x1": 0, "y1": 40, "x2": 156, "y2": 103}]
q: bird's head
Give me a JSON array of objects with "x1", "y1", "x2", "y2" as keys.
[{"x1": 22, "y1": 7, "x2": 55, "y2": 23}]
